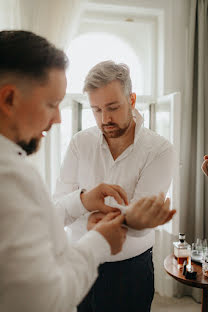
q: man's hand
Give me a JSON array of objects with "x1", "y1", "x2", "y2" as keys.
[
  {"x1": 88, "y1": 211, "x2": 127, "y2": 255},
  {"x1": 202, "y1": 155, "x2": 208, "y2": 176},
  {"x1": 81, "y1": 183, "x2": 128, "y2": 214},
  {"x1": 125, "y1": 193, "x2": 176, "y2": 230},
  {"x1": 87, "y1": 211, "x2": 106, "y2": 231}
]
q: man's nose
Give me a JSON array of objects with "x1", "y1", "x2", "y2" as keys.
[
  {"x1": 102, "y1": 111, "x2": 111, "y2": 124},
  {"x1": 53, "y1": 107, "x2": 61, "y2": 124}
]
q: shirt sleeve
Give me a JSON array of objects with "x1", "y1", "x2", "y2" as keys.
[
  {"x1": 0, "y1": 165, "x2": 110, "y2": 312},
  {"x1": 132, "y1": 142, "x2": 176, "y2": 200},
  {"x1": 126, "y1": 142, "x2": 177, "y2": 237},
  {"x1": 54, "y1": 138, "x2": 88, "y2": 226}
]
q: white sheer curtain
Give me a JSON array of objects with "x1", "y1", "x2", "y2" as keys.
[
  {"x1": 179, "y1": 0, "x2": 208, "y2": 302},
  {"x1": 17, "y1": 0, "x2": 86, "y2": 49},
  {"x1": 0, "y1": 0, "x2": 88, "y2": 192},
  {"x1": 153, "y1": 230, "x2": 178, "y2": 297},
  {"x1": 155, "y1": 0, "x2": 208, "y2": 301},
  {"x1": 154, "y1": 0, "x2": 208, "y2": 300}
]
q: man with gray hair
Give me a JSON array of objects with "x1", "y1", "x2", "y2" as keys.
[{"x1": 55, "y1": 61, "x2": 176, "y2": 312}]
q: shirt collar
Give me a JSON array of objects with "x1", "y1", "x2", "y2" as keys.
[
  {"x1": 99, "y1": 108, "x2": 144, "y2": 146},
  {"x1": 0, "y1": 134, "x2": 27, "y2": 157},
  {"x1": 133, "y1": 108, "x2": 144, "y2": 144}
]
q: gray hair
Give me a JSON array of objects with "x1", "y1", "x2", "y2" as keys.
[{"x1": 83, "y1": 60, "x2": 132, "y2": 96}]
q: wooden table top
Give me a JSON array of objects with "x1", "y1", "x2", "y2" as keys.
[{"x1": 164, "y1": 254, "x2": 208, "y2": 289}]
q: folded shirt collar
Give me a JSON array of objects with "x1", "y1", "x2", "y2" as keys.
[{"x1": 0, "y1": 134, "x2": 27, "y2": 157}]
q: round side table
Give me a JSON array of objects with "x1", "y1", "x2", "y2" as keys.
[{"x1": 164, "y1": 254, "x2": 208, "y2": 312}]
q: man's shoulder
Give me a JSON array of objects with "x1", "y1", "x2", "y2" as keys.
[
  {"x1": 138, "y1": 127, "x2": 174, "y2": 152},
  {"x1": 0, "y1": 154, "x2": 50, "y2": 219},
  {"x1": 0, "y1": 154, "x2": 45, "y2": 196}
]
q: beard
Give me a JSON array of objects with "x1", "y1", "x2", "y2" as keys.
[
  {"x1": 101, "y1": 108, "x2": 133, "y2": 138},
  {"x1": 17, "y1": 137, "x2": 41, "y2": 155},
  {"x1": 16, "y1": 124, "x2": 51, "y2": 155},
  {"x1": 102, "y1": 123, "x2": 130, "y2": 138}
]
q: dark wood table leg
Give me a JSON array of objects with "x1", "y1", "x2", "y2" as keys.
[{"x1": 202, "y1": 289, "x2": 208, "y2": 312}]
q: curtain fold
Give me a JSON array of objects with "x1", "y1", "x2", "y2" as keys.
[
  {"x1": 18, "y1": 0, "x2": 87, "y2": 49},
  {"x1": 0, "y1": 0, "x2": 88, "y2": 192},
  {"x1": 179, "y1": 0, "x2": 208, "y2": 302},
  {"x1": 18, "y1": 0, "x2": 88, "y2": 192},
  {"x1": 154, "y1": 0, "x2": 208, "y2": 300},
  {"x1": 180, "y1": 0, "x2": 208, "y2": 249}
]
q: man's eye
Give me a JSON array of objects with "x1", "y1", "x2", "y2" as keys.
[
  {"x1": 92, "y1": 108, "x2": 101, "y2": 113},
  {"x1": 48, "y1": 103, "x2": 56, "y2": 109},
  {"x1": 108, "y1": 107, "x2": 119, "y2": 111}
]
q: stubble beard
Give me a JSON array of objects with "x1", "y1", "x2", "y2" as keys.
[{"x1": 102, "y1": 108, "x2": 133, "y2": 139}]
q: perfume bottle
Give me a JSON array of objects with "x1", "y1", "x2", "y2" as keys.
[
  {"x1": 173, "y1": 233, "x2": 191, "y2": 269},
  {"x1": 202, "y1": 252, "x2": 208, "y2": 277}
]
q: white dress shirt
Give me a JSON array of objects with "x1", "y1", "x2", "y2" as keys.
[
  {"x1": 0, "y1": 134, "x2": 111, "y2": 312},
  {"x1": 55, "y1": 109, "x2": 176, "y2": 262}
]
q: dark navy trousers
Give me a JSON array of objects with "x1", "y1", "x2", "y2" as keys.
[{"x1": 77, "y1": 248, "x2": 154, "y2": 312}]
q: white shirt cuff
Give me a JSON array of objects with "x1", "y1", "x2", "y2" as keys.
[
  {"x1": 110, "y1": 202, "x2": 151, "y2": 237},
  {"x1": 77, "y1": 230, "x2": 111, "y2": 264},
  {"x1": 65, "y1": 189, "x2": 88, "y2": 218}
]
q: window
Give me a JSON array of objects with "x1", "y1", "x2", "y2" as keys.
[
  {"x1": 81, "y1": 107, "x2": 96, "y2": 130},
  {"x1": 60, "y1": 107, "x2": 72, "y2": 162},
  {"x1": 66, "y1": 32, "x2": 143, "y2": 95}
]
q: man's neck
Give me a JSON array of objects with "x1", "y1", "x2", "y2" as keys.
[
  {"x1": 0, "y1": 121, "x2": 16, "y2": 144},
  {"x1": 105, "y1": 119, "x2": 136, "y2": 160}
]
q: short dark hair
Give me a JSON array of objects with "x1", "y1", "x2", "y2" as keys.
[{"x1": 0, "y1": 30, "x2": 68, "y2": 83}]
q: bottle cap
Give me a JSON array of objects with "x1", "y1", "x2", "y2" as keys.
[{"x1": 179, "y1": 233, "x2": 185, "y2": 240}]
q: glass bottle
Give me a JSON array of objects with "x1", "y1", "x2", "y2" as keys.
[
  {"x1": 202, "y1": 250, "x2": 208, "y2": 277},
  {"x1": 173, "y1": 233, "x2": 191, "y2": 269}
]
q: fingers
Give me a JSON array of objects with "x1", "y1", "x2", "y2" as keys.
[
  {"x1": 133, "y1": 197, "x2": 147, "y2": 206},
  {"x1": 101, "y1": 184, "x2": 128, "y2": 205},
  {"x1": 126, "y1": 197, "x2": 146, "y2": 214},
  {"x1": 110, "y1": 185, "x2": 129, "y2": 205},
  {"x1": 101, "y1": 211, "x2": 121, "y2": 222},
  {"x1": 110, "y1": 213, "x2": 126, "y2": 225},
  {"x1": 163, "y1": 210, "x2": 176, "y2": 224},
  {"x1": 161, "y1": 209, "x2": 176, "y2": 225},
  {"x1": 121, "y1": 227, "x2": 128, "y2": 240},
  {"x1": 120, "y1": 224, "x2": 128, "y2": 243},
  {"x1": 153, "y1": 197, "x2": 176, "y2": 226},
  {"x1": 202, "y1": 155, "x2": 208, "y2": 176},
  {"x1": 202, "y1": 160, "x2": 208, "y2": 176},
  {"x1": 140, "y1": 195, "x2": 173, "y2": 228},
  {"x1": 148, "y1": 193, "x2": 166, "y2": 213},
  {"x1": 101, "y1": 205, "x2": 121, "y2": 213},
  {"x1": 101, "y1": 186, "x2": 124, "y2": 205},
  {"x1": 154, "y1": 198, "x2": 170, "y2": 224},
  {"x1": 162, "y1": 197, "x2": 170, "y2": 210},
  {"x1": 89, "y1": 211, "x2": 106, "y2": 222},
  {"x1": 142, "y1": 196, "x2": 159, "y2": 215}
]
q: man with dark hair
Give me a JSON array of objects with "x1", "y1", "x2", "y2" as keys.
[
  {"x1": 0, "y1": 31, "x2": 175, "y2": 312},
  {"x1": 0, "y1": 30, "x2": 128, "y2": 312},
  {"x1": 0, "y1": 30, "x2": 68, "y2": 154}
]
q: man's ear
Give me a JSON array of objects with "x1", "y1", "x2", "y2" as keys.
[
  {"x1": 130, "y1": 93, "x2": 136, "y2": 109},
  {"x1": 0, "y1": 85, "x2": 16, "y2": 116}
]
